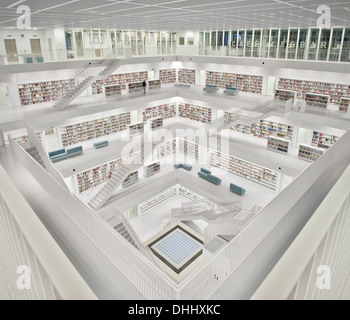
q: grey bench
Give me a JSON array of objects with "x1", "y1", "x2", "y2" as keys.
[
  {"x1": 224, "y1": 87, "x2": 239, "y2": 96},
  {"x1": 93, "y1": 140, "x2": 109, "y2": 149},
  {"x1": 203, "y1": 85, "x2": 219, "y2": 93}
]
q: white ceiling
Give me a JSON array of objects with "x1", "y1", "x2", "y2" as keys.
[{"x1": 1, "y1": 0, "x2": 350, "y2": 31}]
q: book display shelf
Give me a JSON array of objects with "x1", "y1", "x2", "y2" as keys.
[
  {"x1": 298, "y1": 144, "x2": 324, "y2": 162},
  {"x1": 91, "y1": 71, "x2": 148, "y2": 95},
  {"x1": 76, "y1": 158, "x2": 123, "y2": 193},
  {"x1": 159, "y1": 69, "x2": 176, "y2": 84},
  {"x1": 143, "y1": 103, "x2": 177, "y2": 121},
  {"x1": 105, "y1": 85, "x2": 121, "y2": 97},
  {"x1": 278, "y1": 78, "x2": 350, "y2": 105},
  {"x1": 233, "y1": 120, "x2": 294, "y2": 141},
  {"x1": 179, "y1": 103, "x2": 212, "y2": 124},
  {"x1": 128, "y1": 82, "x2": 144, "y2": 93},
  {"x1": 267, "y1": 136, "x2": 290, "y2": 154},
  {"x1": 274, "y1": 89, "x2": 297, "y2": 102},
  {"x1": 59, "y1": 112, "x2": 131, "y2": 147},
  {"x1": 312, "y1": 131, "x2": 339, "y2": 149},
  {"x1": 148, "y1": 80, "x2": 161, "y2": 90},
  {"x1": 122, "y1": 170, "x2": 139, "y2": 188},
  {"x1": 206, "y1": 72, "x2": 263, "y2": 94},
  {"x1": 3, "y1": 128, "x2": 29, "y2": 146},
  {"x1": 178, "y1": 139, "x2": 199, "y2": 160},
  {"x1": 209, "y1": 149, "x2": 279, "y2": 191},
  {"x1": 129, "y1": 122, "x2": 144, "y2": 135},
  {"x1": 150, "y1": 117, "x2": 163, "y2": 130},
  {"x1": 19, "y1": 80, "x2": 75, "y2": 106},
  {"x1": 339, "y1": 97, "x2": 350, "y2": 112},
  {"x1": 137, "y1": 186, "x2": 177, "y2": 216},
  {"x1": 156, "y1": 139, "x2": 177, "y2": 159},
  {"x1": 144, "y1": 161, "x2": 161, "y2": 178},
  {"x1": 178, "y1": 69, "x2": 196, "y2": 85},
  {"x1": 305, "y1": 93, "x2": 330, "y2": 109}
]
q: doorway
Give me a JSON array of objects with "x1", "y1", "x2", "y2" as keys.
[
  {"x1": 4, "y1": 39, "x2": 18, "y2": 63},
  {"x1": 30, "y1": 39, "x2": 42, "y2": 56},
  {"x1": 266, "y1": 76, "x2": 277, "y2": 96}
]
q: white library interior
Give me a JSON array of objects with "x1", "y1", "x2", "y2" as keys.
[{"x1": 1, "y1": 0, "x2": 350, "y2": 301}]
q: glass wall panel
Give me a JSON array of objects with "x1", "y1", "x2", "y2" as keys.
[
  {"x1": 261, "y1": 29, "x2": 269, "y2": 57},
  {"x1": 269, "y1": 29, "x2": 278, "y2": 58},
  {"x1": 237, "y1": 30, "x2": 245, "y2": 57},
  {"x1": 224, "y1": 31, "x2": 230, "y2": 56},
  {"x1": 130, "y1": 31, "x2": 136, "y2": 55},
  {"x1": 171, "y1": 32, "x2": 177, "y2": 54},
  {"x1": 211, "y1": 31, "x2": 217, "y2": 49},
  {"x1": 308, "y1": 29, "x2": 319, "y2": 60},
  {"x1": 253, "y1": 30, "x2": 261, "y2": 57},
  {"x1": 110, "y1": 31, "x2": 115, "y2": 49},
  {"x1": 75, "y1": 30, "x2": 84, "y2": 57},
  {"x1": 92, "y1": 30, "x2": 101, "y2": 57},
  {"x1": 205, "y1": 32, "x2": 210, "y2": 55},
  {"x1": 230, "y1": 30, "x2": 238, "y2": 56},
  {"x1": 329, "y1": 28, "x2": 343, "y2": 61},
  {"x1": 245, "y1": 30, "x2": 253, "y2": 57},
  {"x1": 297, "y1": 29, "x2": 308, "y2": 59},
  {"x1": 199, "y1": 32, "x2": 204, "y2": 55},
  {"x1": 341, "y1": 28, "x2": 350, "y2": 62},
  {"x1": 278, "y1": 29, "x2": 288, "y2": 59},
  {"x1": 218, "y1": 31, "x2": 223, "y2": 47},
  {"x1": 287, "y1": 29, "x2": 298, "y2": 59},
  {"x1": 318, "y1": 29, "x2": 331, "y2": 61}
]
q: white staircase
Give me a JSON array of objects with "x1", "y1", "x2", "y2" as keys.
[
  {"x1": 53, "y1": 58, "x2": 122, "y2": 109},
  {"x1": 88, "y1": 142, "x2": 155, "y2": 210}
]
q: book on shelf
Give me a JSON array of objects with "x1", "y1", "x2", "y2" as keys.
[
  {"x1": 267, "y1": 136, "x2": 290, "y2": 154},
  {"x1": 298, "y1": 144, "x2": 324, "y2": 162}
]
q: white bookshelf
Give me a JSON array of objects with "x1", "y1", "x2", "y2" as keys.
[
  {"x1": 298, "y1": 144, "x2": 324, "y2": 162},
  {"x1": 128, "y1": 122, "x2": 144, "y2": 135},
  {"x1": 143, "y1": 103, "x2": 177, "y2": 121},
  {"x1": 105, "y1": 85, "x2": 121, "y2": 97},
  {"x1": 159, "y1": 69, "x2": 176, "y2": 84},
  {"x1": 122, "y1": 170, "x2": 139, "y2": 188},
  {"x1": 209, "y1": 149, "x2": 279, "y2": 191},
  {"x1": 178, "y1": 69, "x2": 196, "y2": 85},
  {"x1": 339, "y1": 97, "x2": 350, "y2": 113},
  {"x1": 206, "y1": 71, "x2": 263, "y2": 94},
  {"x1": 305, "y1": 93, "x2": 330, "y2": 109},
  {"x1": 267, "y1": 136, "x2": 290, "y2": 154},
  {"x1": 18, "y1": 80, "x2": 75, "y2": 106},
  {"x1": 179, "y1": 103, "x2": 212, "y2": 124},
  {"x1": 144, "y1": 161, "x2": 161, "y2": 178},
  {"x1": 179, "y1": 139, "x2": 199, "y2": 160},
  {"x1": 128, "y1": 82, "x2": 144, "y2": 93},
  {"x1": 312, "y1": 131, "x2": 339, "y2": 149},
  {"x1": 137, "y1": 186, "x2": 177, "y2": 216},
  {"x1": 274, "y1": 89, "x2": 297, "y2": 102},
  {"x1": 59, "y1": 113, "x2": 131, "y2": 147},
  {"x1": 156, "y1": 139, "x2": 177, "y2": 159},
  {"x1": 150, "y1": 117, "x2": 163, "y2": 130},
  {"x1": 148, "y1": 80, "x2": 161, "y2": 90},
  {"x1": 91, "y1": 71, "x2": 148, "y2": 95}
]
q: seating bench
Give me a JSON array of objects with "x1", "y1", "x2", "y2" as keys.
[
  {"x1": 174, "y1": 163, "x2": 192, "y2": 171},
  {"x1": 203, "y1": 85, "x2": 219, "y2": 93},
  {"x1": 48, "y1": 146, "x2": 83, "y2": 162},
  {"x1": 66, "y1": 146, "x2": 83, "y2": 158},
  {"x1": 224, "y1": 87, "x2": 239, "y2": 96},
  {"x1": 230, "y1": 183, "x2": 246, "y2": 196},
  {"x1": 94, "y1": 140, "x2": 109, "y2": 149},
  {"x1": 174, "y1": 83, "x2": 191, "y2": 88},
  {"x1": 49, "y1": 149, "x2": 67, "y2": 162},
  {"x1": 198, "y1": 168, "x2": 222, "y2": 185}
]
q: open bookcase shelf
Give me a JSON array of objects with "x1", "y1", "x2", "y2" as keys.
[
  {"x1": 206, "y1": 71, "x2": 263, "y2": 94},
  {"x1": 278, "y1": 78, "x2": 350, "y2": 105},
  {"x1": 19, "y1": 80, "x2": 75, "y2": 106},
  {"x1": 60, "y1": 112, "x2": 131, "y2": 147}
]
